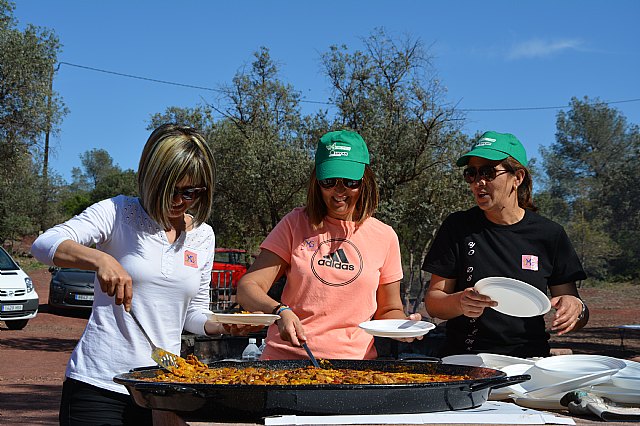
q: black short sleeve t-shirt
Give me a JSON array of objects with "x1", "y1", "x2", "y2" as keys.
[{"x1": 422, "y1": 206, "x2": 587, "y2": 357}]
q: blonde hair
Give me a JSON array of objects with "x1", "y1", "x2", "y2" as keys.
[
  {"x1": 137, "y1": 124, "x2": 216, "y2": 229},
  {"x1": 305, "y1": 165, "x2": 379, "y2": 228}
]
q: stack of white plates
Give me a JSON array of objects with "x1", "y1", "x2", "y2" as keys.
[
  {"x1": 478, "y1": 353, "x2": 537, "y2": 370},
  {"x1": 532, "y1": 354, "x2": 626, "y2": 382},
  {"x1": 440, "y1": 354, "x2": 485, "y2": 367},
  {"x1": 587, "y1": 359, "x2": 640, "y2": 403},
  {"x1": 441, "y1": 353, "x2": 631, "y2": 407},
  {"x1": 588, "y1": 384, "x2": 640, "y2": 404},
  {"x1": 611, "y1": 359, "x2": 640, "y2": 390},
  {"x1": 440, "y1": 353, "x2": 535, "y2": 369},
  {"x1": 497, "y1": 355, "x2": 627, "y2": 408},
  {"x1": 440, "y1": 353, "x2": 537, "y2": 401},
  {"x1": 491, "y1": 363, "x2": 537, "y2": 401}
]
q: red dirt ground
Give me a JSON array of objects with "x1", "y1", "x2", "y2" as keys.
[{"x1": 1, "y1": 268, "x2": 639, "y2": 424}]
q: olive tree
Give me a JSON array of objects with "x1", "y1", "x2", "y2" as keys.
[
  {"x1": 150, "y1": 49, "x2": 323, "y2": 251},
  {"x1": 0, "y1": 0, "x2": 67, "y2": 241},
  {"x1": 320, "y1": 29, "x2": 468, "y2": 308},
  {"x1": 540, "y1": 96, "x2": 640, "y2": 279}
]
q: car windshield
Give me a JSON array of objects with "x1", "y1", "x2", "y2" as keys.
[{"x1": 0, "y1": 248, "x2": 19, "y2": 271}]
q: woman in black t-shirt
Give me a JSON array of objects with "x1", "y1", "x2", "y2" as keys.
[{"x1": 422, "y1": 131, "x2": 588, "y2": 357}]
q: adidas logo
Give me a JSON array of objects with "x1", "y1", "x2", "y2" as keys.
[{"x1": 317, "y1": 248, "x2": 355, "y2": 271}]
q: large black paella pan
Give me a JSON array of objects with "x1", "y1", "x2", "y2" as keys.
[{"x1": 113, "y1": 359, "x2": 529, "y2": 422}]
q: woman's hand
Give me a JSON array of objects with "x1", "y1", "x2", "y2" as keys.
[
  {"x1": 276, "y1": 308, "x2": 307, "y2": 347},
  {"x1": 550, "y1": 295, "x2": 584, "y2": 335},
  {"x1": 95, "y1": 254, "x2": 133, "y2": 311},
  {"x1": 458, "y1": 287, "x2": 497, "y2": 318}
]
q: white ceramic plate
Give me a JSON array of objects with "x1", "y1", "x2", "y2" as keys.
[
  {"x1": 358, "y1": 320, "x2": 435, "y2": 338},
  {"x1": 611, "y1": 359, "x2": 640, "y2": 390},
  {"x1": 477, "y1": 353, "x2": 536, "y2": 369},
  {"x1": 474, "y1": 277, "x2": 551, "y2": 317},
  {"x1": 209, "y1": 313, "x2": 280, "y2": 326},
  {"x1": 488, "y1": 363, "x2": 535, "y2": 400},
  {"x1": 441, "y1": 354, "x2": 485, "y2": 367},
  {"x1": 589, "y1": 384, "x2": 640, "y2": 404},
  {"x1": 511, "y1": 396, "x2": 565, "y2": 411},
  {"x1": 515, "y1": 368, "x2": 619, "y2": 398},
  {"x1": 534, "y1": 354, "x2": 627, "y2": 380}
]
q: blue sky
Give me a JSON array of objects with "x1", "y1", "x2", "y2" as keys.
[{"x1": 13, "y1": 0, "x2": 640, "y2": 181}]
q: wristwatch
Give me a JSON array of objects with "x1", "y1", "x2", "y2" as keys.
[{"x1": 577, "y1": 298, "x2": 587, "y2": 321}]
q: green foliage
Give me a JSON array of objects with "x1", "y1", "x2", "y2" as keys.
[
  {"x1": 61, "y1": 192, "x2": 92, "y2": 217},
  {"x1": 0, "y1": 24, "x2": 64, "y2": 146},
  {"x1": 91, "y1": 169, "x2": 137, "y2": 202},
  {"x1": 0, "y1": 0, "x2": 16, "y2": 30},
  {"x1": 8, "y1": 16, "x2": 636, "y2": 288},
  {"x1": 149, "y1": 105, "x2": 214, "y2": 132},
  {"x1": 321, "y1": 29, "x2": 469, "y2": 306},
  {"x1": 0, "y1": 144, "x2": 39, "y2": 243},
  {"x1": 150, "y1": 48, "x2": 322, "y2": 252},
  {"x1": 78, "y1": 148, "x2": 119, "y2": 188},
  {"x1": 60, "y1": 149, "x2": 137, "y2": 216},
  {"x1": 0, "y1": 0, "x2": 66, "y2": 242},
  {"x1": 541, "y1": 97, "x2": 640, "y2": 279}
]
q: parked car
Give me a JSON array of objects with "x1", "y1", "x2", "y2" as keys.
[
  {"x1": 48, "y1": 267, "x2": 96, "y2": 311},
  {"x1": 0, "y1": 247, "x2": 39, "y2": 330}
]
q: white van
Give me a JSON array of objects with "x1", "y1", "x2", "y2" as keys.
[{"x1": 0, "y1": 247, "x2": 39, "y2": 330}]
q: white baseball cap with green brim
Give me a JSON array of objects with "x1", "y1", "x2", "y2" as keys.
[
  {"x1": 315, "y1": 130, "x2": 370, "y2": 180},
  {"x1": 456, "y1": 131, "x2": 528, "y2": 167}
]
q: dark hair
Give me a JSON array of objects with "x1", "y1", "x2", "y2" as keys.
[
  {"x1": 305, "y1": 165, "x2": 379, "y2": 228},
  {"x1": 501, "y1": 157, "x2": 537, "y2": 211}
]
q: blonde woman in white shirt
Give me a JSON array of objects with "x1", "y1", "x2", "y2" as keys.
[{"x1": 32, "y1": 124, "x2": 256, "y2": 426}]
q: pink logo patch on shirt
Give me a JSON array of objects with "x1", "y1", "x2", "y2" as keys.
[
  {"x1": 184, "y1": 250, "x2": 198, "y2": 268},
  {"x1": 522, "y1": 255, "x2": 539, "y2": 271}
]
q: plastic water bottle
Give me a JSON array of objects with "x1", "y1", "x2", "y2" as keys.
[
  {"x1": 242, "y1": 338, "x2": 261, "y2": 361},
  {"x1": 258, "y1": 338, "x2": 266, "y2": 354}
]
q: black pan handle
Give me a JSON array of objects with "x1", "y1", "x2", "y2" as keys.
[
  {"x1": 133, "y1": 382, "x2": 205, "y2": 397},
  {"x1": 396, "y1": 355, "x2": 441, "y2": 363},
  {"x1": 469, "y1": 374, "x2": 530, "y2": 392}
]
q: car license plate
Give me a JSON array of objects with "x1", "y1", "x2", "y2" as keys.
[
  {"x1": 75, "y1": 294, "x2": 94, "y2": 301},
  {"x1": 2, "y1": 304, "x2": 23, "y2": 312}
]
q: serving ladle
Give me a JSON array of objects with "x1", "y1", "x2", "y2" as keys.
[{"x1": 129, "y1": 309, "x2": 181, "y2": 370}]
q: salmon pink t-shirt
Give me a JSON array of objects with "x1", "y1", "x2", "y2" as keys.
[{"x1": 260, "y1": 207, "x2": 403, "y2": 360}]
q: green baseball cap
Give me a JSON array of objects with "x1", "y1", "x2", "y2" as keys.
[
  {"x1": 456, "y1": 131, "x2": 528, "y2": 167},
  {"x1": 315, "y1": 130, "x2": 370, "y2": 180}
]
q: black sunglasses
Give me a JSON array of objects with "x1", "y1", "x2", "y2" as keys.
[
  {"x1": 173, "y1": 186, "x2": 206, "y2": 201},
  {"x1": 462, "y1": 166, "x2": 510, "y2": 183},
  {"x1": 318, "y1": 178, "x2": 362, "y2": 190}
]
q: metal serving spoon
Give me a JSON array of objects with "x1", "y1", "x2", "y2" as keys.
[
  {"x1": 301, "y1": 342, "x2": 321, "y2": 368},
  {"x1": 129, "y1": 309, "x2": 181, "y2": 370}
]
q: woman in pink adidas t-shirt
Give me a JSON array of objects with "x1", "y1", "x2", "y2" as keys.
[{"x1": 237, "y1": 130, "x2": 421, "y2": 360}]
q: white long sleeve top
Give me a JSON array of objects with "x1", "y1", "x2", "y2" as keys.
[{"x1": 31, "y1": 195, "x2": 215, "y2": 393}]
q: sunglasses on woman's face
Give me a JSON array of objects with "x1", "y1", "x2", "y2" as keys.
[
  {"x1": 173, "y1": 187, "x2": 206, "y2": 201},
  {"x1": 462, "y1": 165, "x2": 510, "y2": 183},
  {"x1": 318, "y1": 178, "x2": 362, "y2": 190}
]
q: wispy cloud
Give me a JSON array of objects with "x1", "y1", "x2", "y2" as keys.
[{"x1": 507, "y1": 38, "x2": 584, "y2": 59}]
